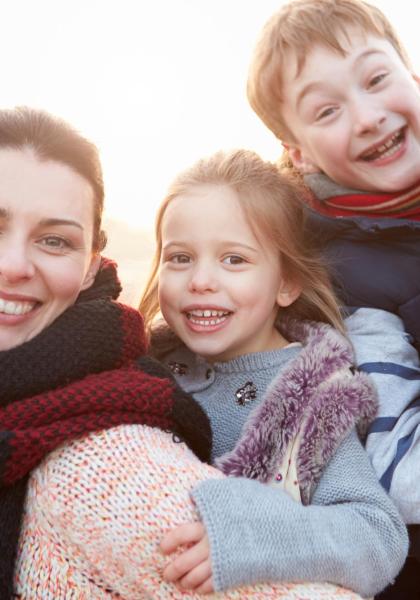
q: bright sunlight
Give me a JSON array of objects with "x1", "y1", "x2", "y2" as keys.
[{"x1": 2, "y1": 0, "x2": 418, "y2": 302}]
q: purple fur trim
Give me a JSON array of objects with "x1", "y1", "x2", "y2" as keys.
[{"x1": 216, "y1": 320, "x2": 378, "y2": 503}]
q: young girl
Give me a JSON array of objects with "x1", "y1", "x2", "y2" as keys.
[{"x1": 140, "y1": 149, "x2": 408, "y2": 599}]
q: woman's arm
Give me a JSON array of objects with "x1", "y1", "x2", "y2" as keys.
[{"x1": 25, "y1": 424, "x2": 365, "y2": 599}]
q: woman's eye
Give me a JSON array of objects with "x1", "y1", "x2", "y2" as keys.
[
  {"x1": 39, "y1": 236, "x2": 71, "y2": 251},
  {"x1": 223, "y1": 255, "x2": 245, "y2": 265}
]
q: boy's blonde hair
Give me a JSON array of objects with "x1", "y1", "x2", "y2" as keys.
[
  {"x1": 247, "y1": 0, "x2": 410, "y2": 142},
  {"x1": 139, "y1": 149, "x2": 344, "y2": 338}
]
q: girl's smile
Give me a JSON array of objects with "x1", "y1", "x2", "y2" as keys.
[
  {"x1": 158, "y1": 183, "x2": 297, "y2": 362},
  {"x1": 183, "y1": 306, "x2": 232, "y2": 333}
]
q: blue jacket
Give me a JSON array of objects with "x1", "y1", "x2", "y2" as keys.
[
  {"x1": 304, "y1": 176, "x2": 420, "y2": 535},
  {"x1": 307, "y1": 210, "x2": 420, "y2": 348}
]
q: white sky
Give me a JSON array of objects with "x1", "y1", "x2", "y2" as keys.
[{"x1": 2, "y1": 0, "x2": 419, "y2": 230}]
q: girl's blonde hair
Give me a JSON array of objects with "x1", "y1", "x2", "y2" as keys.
[
  {"x1": 247, "y1": 0, "x2": 410, "y2": 143},
  {"x1": 140, "y1": 149, "x2": 344, "y2": 341}
]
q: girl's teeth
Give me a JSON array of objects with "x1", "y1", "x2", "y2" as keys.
[
  {"x1": 189, "y1": 316, "x2": 227, "y2": 326},
  {"x1": 189, "y1": 309, "x2": 229, "y2": 318}
]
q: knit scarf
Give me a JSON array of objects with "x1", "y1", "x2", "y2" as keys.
[
  {"x1": 0, "y1": 258, "x2": 212, "y2": 599},
  {"x1": 304, "y1": 173, "x2": 420, "y2": 220}
]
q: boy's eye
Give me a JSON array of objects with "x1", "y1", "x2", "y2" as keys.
[
  {"x1": 368, "y1": 72, "x2": 388, "y2": 89},
  {"x1": 223, "y1": 255, "x2": 245, "y2": 265},
  {"x1": 315, "y1": 106, "x2": 337, "y2": 121}
]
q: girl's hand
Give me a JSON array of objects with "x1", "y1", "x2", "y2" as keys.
[{"x1": 160, "y1": 521, "x2": 214, "y2": 594}]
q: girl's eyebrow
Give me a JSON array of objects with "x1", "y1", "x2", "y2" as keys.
[
  {"x1": 163, "y1": 240, "x2": 259, "y2": 254},
  {"x1": 222, "y1": 241, "x2": 259, "y2": 253}
]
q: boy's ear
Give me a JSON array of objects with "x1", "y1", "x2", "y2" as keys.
[
  {"x1": 276, "y1": 277, "x2": 302, "y2": 308},
  {"x1": 81, "y1": 254, "x2": 101, "y2": 291},
  {"x1": 287, "y1": 145, "x2": 321, "y2": 174}
]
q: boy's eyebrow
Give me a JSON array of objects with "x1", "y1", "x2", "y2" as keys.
[{"x1": 296, "y1": 49, "x2": 387, "y2": 108}]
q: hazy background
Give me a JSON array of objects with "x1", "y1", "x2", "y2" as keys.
[{"x1": 3, "y1": 0, "x2": 418, "y2": 304}]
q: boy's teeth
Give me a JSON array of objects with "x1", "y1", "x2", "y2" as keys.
[
  {"x1": 361, "y1": 130, "x2": 403, "y2": 161},
  {"x1": 0, "y1": 298, "x2": 35, "y2": 315}
]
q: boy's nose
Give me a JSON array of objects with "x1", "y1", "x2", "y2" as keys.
[
  {"x1": 0, "y1": 243, "x2": 35, "y2": 284},
  {"x1": 188, "y1": 263, "x2": 218, "y2": 293},
  {"x1": 352, "y1": 99, "x2": 386, "y2": 136}
]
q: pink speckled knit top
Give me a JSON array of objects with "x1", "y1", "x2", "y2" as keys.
[{"x1": 14, "y1": 425, "x2": 362, "y2": 599}]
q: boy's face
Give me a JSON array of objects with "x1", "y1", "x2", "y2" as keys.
[{"x1": 281, "y1": 30, "x2": 420, "y2": 192}]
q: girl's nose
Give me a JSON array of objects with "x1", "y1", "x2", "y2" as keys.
[
  {"x1": 188, "y1": 263, "x2": 218, "y2": 293},
  {"x1": 0, "y1": 242, "x2": 35, "y2": 284}
]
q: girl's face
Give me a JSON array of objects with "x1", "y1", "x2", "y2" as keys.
[
  {"x1": 0, "y1": 148, "x2": 100, "y2": 351},
  {"x1": 158, "y1": 184, "x2": 299, "y2": 362}
]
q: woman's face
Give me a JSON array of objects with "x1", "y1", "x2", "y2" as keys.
[{"x1": 0, "y1": 147, "x2": 100, "y2": 351}]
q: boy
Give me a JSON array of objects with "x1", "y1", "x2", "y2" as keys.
[{"x1": 247, "y1": 0, "x2": 420, "y2": 595}]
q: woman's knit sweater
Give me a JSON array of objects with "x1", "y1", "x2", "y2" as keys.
[{"x1": 14, "y1": 424, "x2": 364, "y2": 600}]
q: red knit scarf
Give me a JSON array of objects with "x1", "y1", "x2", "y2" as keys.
[
  {"x1": 0, "y1": 258, "x2": 211, "y2": 598},
  {"x1": 308, "y1": 180, "x2": 420, "y2": 220}
]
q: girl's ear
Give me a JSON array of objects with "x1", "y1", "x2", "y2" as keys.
[
  {"x1": 287, "y1": 145, "x2": 321, "y2": 174},
  {"x1": 413, "y1": 73, "x2": 420, "y2": 87},
  {"x1": 276, "y1": 277, "x2": 302, "y2": 308},
  {"x1": 81, "y1": 254, "x2": 101, "y2": 291}
]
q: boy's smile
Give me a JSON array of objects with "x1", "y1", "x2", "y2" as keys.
[{"x1": 282, "y1": 31, "x2": 420, "y2": 192}]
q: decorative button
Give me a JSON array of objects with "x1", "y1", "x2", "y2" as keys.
[
  {"x1": 275, "y1": 473, "x2": 283, "y2": 482},
  {"x1": 167, "y1": 361, "x2": 188, "y2": 375},
  {"x1": 235, "y1": 381, "x2": 257, "y2": 406}
]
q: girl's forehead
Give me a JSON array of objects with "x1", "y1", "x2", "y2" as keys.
[{"x1": 163, "y1": 184, "x2": 241, "y2": 225}]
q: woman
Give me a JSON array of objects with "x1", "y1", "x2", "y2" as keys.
[
  {"x1": 3, "y1": 108, "x2": 380, "y2": 599},
  {"x1": 0, "y1": 106, "x2": 211, "y2": 598}
]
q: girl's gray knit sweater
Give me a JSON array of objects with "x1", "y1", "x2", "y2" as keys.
[
  {"x1": 164, "y1": 321, "x2": 408, "y2": 598},
  {"x1": 167, "y1": 344, "x2": 301, "y2": 462}
]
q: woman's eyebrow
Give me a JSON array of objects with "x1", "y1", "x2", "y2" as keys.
[{"x1": 39, "y1": 218, "x2": 84, "y2": 230}]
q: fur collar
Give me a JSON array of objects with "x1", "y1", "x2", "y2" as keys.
[{"x1": 216, "y1": 319, "x2": 378, "y2": 504}]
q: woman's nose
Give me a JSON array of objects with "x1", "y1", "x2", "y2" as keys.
[{"x1": 0, "y1": 242, "x2": 35, "y2": 283}]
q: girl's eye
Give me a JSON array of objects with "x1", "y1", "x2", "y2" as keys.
[
  {"x1": 170, "y1": 254, "x2": 190, "y2": 264},
  {"x1": 368, "y1": 72, "x2": 388, "y2": 89},
  {"x1": 223, "y1": 255, "x2": 245, "y2": 265},
  {"x1": 39, "y1": 236, "x2": 72, "y2": 251}
]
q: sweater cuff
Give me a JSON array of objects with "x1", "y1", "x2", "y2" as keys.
[{"x1": 191, "y1": 477, "x2": 304, "y2": 591}]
